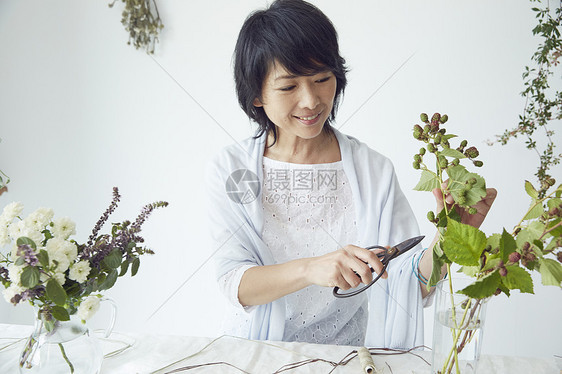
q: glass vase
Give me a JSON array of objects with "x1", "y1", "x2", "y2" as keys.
[
  {"x1": 431, "y1": 278, "x2": 488, "y2": 374},
  {"x1": 19, "y1": 299, "x2": 116, "y2": 374}
]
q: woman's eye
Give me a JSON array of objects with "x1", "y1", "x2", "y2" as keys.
[{"x1": 279, "y1": 85, "x2": 296, "y2": 91}]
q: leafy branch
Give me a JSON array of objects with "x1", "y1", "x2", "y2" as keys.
[{"x1": 491, "y1": 0, "x2": 562, "y2": 195}]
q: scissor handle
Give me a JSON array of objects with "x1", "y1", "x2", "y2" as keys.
[
  {"x1": 333, "y1": 262, "x2": 389, "y2": 298},
  {"x1": 332, "y1": 245, "x2": 392, "y2": 298}
]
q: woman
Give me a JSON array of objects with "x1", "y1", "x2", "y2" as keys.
[{"x1": 206, "y1": 0, "x2": 495, "y2": 348}]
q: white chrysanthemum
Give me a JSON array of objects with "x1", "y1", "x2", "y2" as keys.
[
  {"x1": 52, "y1": 217, "x2": 76, "y2": 240},
  {"x1": 2, "y1": 284, "x2": 25, "y2": 304},
  {"x1": 25, "y1": 207, "x2": 54, "y2": 232},
  {"x1": 49, "y1": 251, "x2": 71, "y2": 273},
  {"x1": 0, "y1": 202, "x2": 24, "y2": 223},
  {"x1": 7, "y1": 220, "x2": 25, "y2": 241},
  {"x1": 45, "y1": 237, "x2": 77, "y2": 264},
  {"x1": 53, "y1": 272, "x2": 66, "y2": 286},
  {"x1": 69, "y1": 261, "x2": 91, "y2": 283},
  {"x1": 0, "y1": 224, "x2": 9, "y2": 247},
  {"x1": 10, "y1": 244, "x2": 19, "y2": 259},
  {"x1": 7, "y1": 264, "x2": 24, "y2": 285},
  {"x1": 77, "y1": 296, "x2": 100, "y2": 321}
]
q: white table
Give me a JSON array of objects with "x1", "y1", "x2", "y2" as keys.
[{"x1": 1, "y1": 324, "x2": 559, "y2": 373}]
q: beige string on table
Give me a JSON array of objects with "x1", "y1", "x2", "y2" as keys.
[{"x1": 358, "y1": 347, "x2": 377, "y2": 374}]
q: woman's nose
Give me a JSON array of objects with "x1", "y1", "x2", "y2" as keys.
[{"x1": 298, "y1": 83, "x2": 320, "y2": 109}]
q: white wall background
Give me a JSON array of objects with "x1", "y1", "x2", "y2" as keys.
[{"x1": 0, "y1": 0, "x2": 560, "y2": 360}]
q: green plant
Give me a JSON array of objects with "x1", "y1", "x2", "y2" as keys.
[
  {"x1": 108, "y1": 0, "x2": 164, "y2": 54},
  {"x1": 412, "y1": 112, "x2": 562, "y2": 373},
  {"x1": 493, "y1": 0, "x2": 562, "y2": 194}
]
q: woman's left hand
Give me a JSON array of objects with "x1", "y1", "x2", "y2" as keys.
[{"x1": 432, "y1": 182, "x2": 497, "y2": 229}]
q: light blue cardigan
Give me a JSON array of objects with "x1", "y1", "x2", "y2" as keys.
[{"x1": 205, "y1": 129, "x2": 425, "y2": 349}]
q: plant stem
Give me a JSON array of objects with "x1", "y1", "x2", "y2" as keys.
[{"x1": 58, "y1": 343, "x2": 74, "y2": 373}]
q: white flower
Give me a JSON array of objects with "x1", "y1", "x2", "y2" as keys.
[
  {"x1": 45, "y1": 237, "x2": 77, "y2": 269},
  {"x1": 7, "y1": 220, "x2": 25, "y2": 241},
  {"x1": 52, "y1": 217, "x2": 76, "y2": 240},
  {"x1": 69, "y1": 261, "x2": 91, "y2": 283},
  {"x1": 0, "y1": 202, "x2": 24, "y2": 223},
  {"x1": 48, "y1": 250, "x2": 71, "y2": 273},
  {"x1": 0, "y1": 223, "x2": 9, "y2": 247},
  {"x1": 2, "y1": 284, "x2": 25, "y2": 304},
  {"x1": 52, "y1": 272, "x2": 66, "y2": 286},
  {"x1": 77, "y1": 296, "x2": 100, "y2": 321},
  {"x1": 7, "y1": 264, "x2": 24, "y2": 286},
  {"x1": 25, "y1": 207, "x2": 54, "y2": 232},
  {"x1": 5, "y1": 220, "x2": 42, "y2": 247}
]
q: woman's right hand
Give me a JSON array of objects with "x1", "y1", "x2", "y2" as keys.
[{"x1": 304, "y1": 245, "x2": 388, "y2": 290}]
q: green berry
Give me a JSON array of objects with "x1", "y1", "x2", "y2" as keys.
[
  {"x1": 420, "y1": 113, "x2": 429, "y2": 123},
  {"x1": 474, "y1": 160, "x2": 484, "y2": 167},
  {"x1": 460, "y1": 140, "x2": 468, "y2": 147},
  {"x1": 423, "y1": 125, "x2": 430, "y2": 134},
  {"x1": 440, "y1": 114, "x2": 448, "y2": 124},
  {"x1": 435, "y1": 134, "x2": 442, "y2": 143},
  {"x1": 431, "y1": 113, "x2": 441, "y2": 122},
  {"x1": 427, "y1": 143, "x2": 436, "y2": 153},
  {"x1": 413, "y1": 161, "x2": 420, "y2": 169},
  {"x1": 438, "y1": 156, "x2": 448, "y2": 168},
  {"x1": 419, "y1": 147, "x2": 426, "y2": 155},
  {"x1": 465, "y1": 146, "x2": 480, "y2": 159},
  {"x1": 414, "y1": 154, "x2": 422, "y2": 163},
  {"x1": 452, "y1": 158, "x2": 460, "y2": 166},
  {"x1": 468, "y1": 207, "x2": 477, "y2": 214},
  {"x1": 427, "y1": 211, "x2": 435, "y2": 222}
]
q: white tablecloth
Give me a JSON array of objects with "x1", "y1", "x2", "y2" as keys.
[{"x1": 1, "y1": 324, "x2": 559, "y2": 373}]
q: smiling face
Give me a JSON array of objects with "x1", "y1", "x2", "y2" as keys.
[{"x1": 254, "y1": 62, "x2": 337, "y2": 143}]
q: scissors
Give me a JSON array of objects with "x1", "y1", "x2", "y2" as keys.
[{"x1": 333, "y1": 235, "x2": 425, "y2": 298}]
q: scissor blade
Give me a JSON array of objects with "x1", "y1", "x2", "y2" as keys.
[{"x1": 394, "y1": 235, "x2": 425, "y2": 255}]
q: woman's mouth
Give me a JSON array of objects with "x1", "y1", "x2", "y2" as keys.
[{"x1": 294, "y1": 111, "x2": 322, "y2": 125}]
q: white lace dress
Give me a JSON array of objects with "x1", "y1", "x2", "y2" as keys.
[{"x1": 219, "y1": 156, "x2": 369, "y2": 345}]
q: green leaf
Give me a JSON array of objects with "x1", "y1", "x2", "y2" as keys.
[
  {"x1": 103, "y1": 250, "x2": 122, "y2": 269},
  {"x1": 482, "y1": 256, "x2": 501, "y2": 272},
  {"x1": 37, "y1": 250, "x2": 49, "y2": 268},
  {"x1": 487, "y1": 233, "x2": 501, "y2": 253},
  {"x1": 459, "y1": 271, "x2": 501, "y2": 299},
  {"x1": 538, "y1": 258, "x2": 562, "y2": 287},
  {"x1": 14, "y1": 257, "x2": 26, "y2": 266},
  {"x1": 16, "y1": 237, "x2": 37, "y2": 250},
  {"x1": 502, "y1": 265, "x2": 534, "y2": 293},
  {"x1": 428, "y1": 247, "x2": 445, "y2": 289},
  {"x1": 106, "y1": 269, "x2": 118, "y2": 288},
  {"x1": 51, "y1": 306, "x2": 70, "y2": 322},
  {"x1": 20, "y1": 266, "x2": 40, "y2": 288},
  {"x1": 547, "y1": 198, "x2": 562, "y2": 210},
  {"x1": 442, "y1": 218, "x2": 487, "y2": 266},
  {"x1": 524, "y1": 180, "x2": 539, "y2": 200},
  {"x1": 127, "y1": 241, "x2": 136, "y2": 250},
  {"x1": 414, "y1": 170, "x2": 440, "y2": 191},
  {"x1": 119, "y1": 261, "x2": 130, "y2": 277},
  {"x1": 523, "y1": 201, "x2": 544, "y2": 220},
  {"x1": 131, "y1": 257, "x2": 140, "y2": 276},
  {"x1": 500, "y1": 229, "x2": 517, "y2": 263},
  {"x1": 459, "y1": 265, "x2": 479, "y2": 277},
  {"x1": 46, "y1": 279, "x2": 68, "y2": 306},
  {"x1": 440, "y1": 148, "x2": 466, "y2": 159},
  {"x1": 446, "y1": 166, "x2": 487, "y2": 207}
]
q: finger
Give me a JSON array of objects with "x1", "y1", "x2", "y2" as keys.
[{"x1": 357, "y1": 247, "x2": 388, "y2": 280}]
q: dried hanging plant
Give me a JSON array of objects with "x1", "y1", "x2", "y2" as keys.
[{"x1": 109, "y1": 0, "x2": 164, "y2": 54}]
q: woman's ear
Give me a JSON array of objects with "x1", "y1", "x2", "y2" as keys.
[{"x1": 253, "y1": 97, "x2": 263, "y2": 107}]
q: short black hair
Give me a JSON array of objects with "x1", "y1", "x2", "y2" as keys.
[{"x1": 234, "y1": 0, "x2": 348, "y2": 144}]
